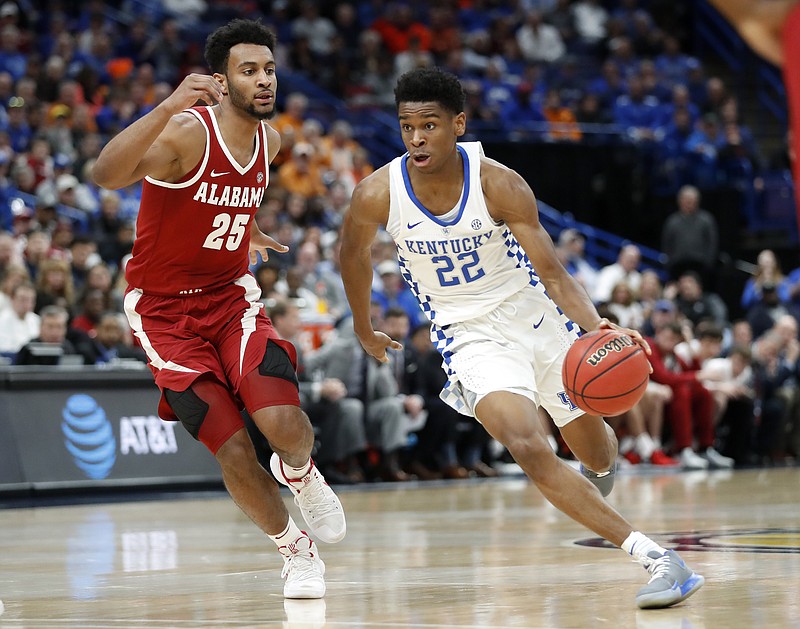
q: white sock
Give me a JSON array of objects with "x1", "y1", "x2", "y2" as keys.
[
  {"x1": 279, "y1": 458, "x2": 312, "y2": 479},
  {"x1": 634, "y1": 433, "x2": 656, "y2": 461},
  {"x1": 652, "y1": 436, "x2": 662, "y2": 450},
  {"x1": 621, "y1": 531, "x2": 667, "y2": 563},
  {"x1": 619, "y1": 435, "x2": 635, "y2": 454},
  {"x1": 269, "y1": 517, "x2": 306, "y2": 551}
]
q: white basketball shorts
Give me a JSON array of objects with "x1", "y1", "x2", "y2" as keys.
[{"x1": 433, "y1": 283, "x2": 584, "y2": 427}]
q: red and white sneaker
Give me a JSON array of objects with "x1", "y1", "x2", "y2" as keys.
[
  {"x1": 624, "y1": 451, "x2": 643, "y2": 465},
  {"x1": 270, "y1": 453, "x2": 347, "y2": 544},
  {"x1": 649, "y1": 449, "x2": 680, "y2": 466},
  {"x1": 279, "y1": 533, "x2": 326, "y2": 599}
]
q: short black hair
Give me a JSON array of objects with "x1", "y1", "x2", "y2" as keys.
[
  {"x1": 204, "y1": 19, "x2": 276, "y2": 75},
  {"x1": 394, "y1": 68, "x2": 465, "y2": 115}
]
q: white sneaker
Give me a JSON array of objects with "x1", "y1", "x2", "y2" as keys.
[
  {"x1": 679, "y1": 447, "x2": 709, "y2": 470},
  {"x1": 279, "y1": 534, "x2": 326, "y2": 599},
  {"x1": 270, "y1": 453, "x2": 347, "y2": 544},
  {"x1": 702, "y1": 447, "x2": 735, "y2": 469}
]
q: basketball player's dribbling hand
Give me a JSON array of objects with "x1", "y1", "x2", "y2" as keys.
[
  {"x1": 357, "y1": 330, "x2": 402, "y2": 364},
  {"x1": 594, "y1": 318, "x2": 653, "y2": 372},
  {"x1": 161, "y1": 74, "x2": 226, "y2": 115}
]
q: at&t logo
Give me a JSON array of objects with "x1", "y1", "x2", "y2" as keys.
[{"x1": 62, "y1": 394, "x2": 117, "y2": 479}]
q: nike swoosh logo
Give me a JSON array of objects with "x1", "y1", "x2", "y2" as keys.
[
  {"x1": 532, "y1": 314, "x2": 545, "y2": 329},
  {"x1": 407, "y1": 221, "x2": 423, "y2": 230},
  {"x1": 210, "y1": 170, "x2": 230, "y2": 177}
]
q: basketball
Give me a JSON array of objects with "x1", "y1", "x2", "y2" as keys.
[{"x1": 561, "y1": 329, "x2": 650, "y2": 417}]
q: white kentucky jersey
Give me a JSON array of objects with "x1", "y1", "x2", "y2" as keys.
[{"x1": 385, "y1": 141, "x2": 539, "y2": 326}]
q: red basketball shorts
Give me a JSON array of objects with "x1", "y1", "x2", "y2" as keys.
[{"x1": 123, "y1": 274, "x2": 300, "y2": 431}]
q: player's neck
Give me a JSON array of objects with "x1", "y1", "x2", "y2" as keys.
[
  {"x1": 407, "y1": 147, "x2": 463, "y2": 193},
  {"x1": 212, "y1": 103, "x2": 261, "y2": 143}
]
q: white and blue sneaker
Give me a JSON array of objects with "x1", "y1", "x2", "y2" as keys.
[{"x1": 636, "y1": 550, "x2": 705, "y2": 609}]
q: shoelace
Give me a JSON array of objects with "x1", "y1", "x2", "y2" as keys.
[
  {"x1": 281, "y1": 551, "x2": 320, "y2": 581},
  {"x1": 295, "y1": 473, "x2": 340, "y2": 520},
  {"x1": 644, "y1": 553, "x2": 672, "y2": 583}
]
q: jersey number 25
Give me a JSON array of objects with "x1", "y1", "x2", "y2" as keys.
[{"x1": 203, "y1": 213, "x2": 249, "y2": 251}]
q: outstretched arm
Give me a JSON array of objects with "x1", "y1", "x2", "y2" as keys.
[
  {"x1": 340, "y1": 167, "x2": 402, "y2": 363},
  {"x1": 92, "y1": 73, "x2": 225, "y2": 189}
]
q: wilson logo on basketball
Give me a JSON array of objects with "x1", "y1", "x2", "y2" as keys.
[{"x1": 586, "y1": 335, "x2": 636, "y2": 367}]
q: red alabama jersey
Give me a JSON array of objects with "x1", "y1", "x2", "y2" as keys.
[{"x1": 126, "y1": 106, "x2": 270, "y2": 296}]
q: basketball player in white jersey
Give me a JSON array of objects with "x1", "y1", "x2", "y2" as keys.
[{"x1": 340, "y1": 67, "x2": 704, "y2": 609}]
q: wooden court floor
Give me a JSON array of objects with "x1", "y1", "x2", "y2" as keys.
[{"x1": 1, "y1": 467, "x2": 799, "y2": 629}]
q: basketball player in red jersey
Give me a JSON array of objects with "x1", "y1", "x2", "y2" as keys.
[{"x1": 92, "y1": 20, "x2": 344, "y2": 599}]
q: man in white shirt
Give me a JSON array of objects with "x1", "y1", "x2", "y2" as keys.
[
  {"x1": 0, "y1": 282, "x2": 39, "y2": 354},
  {"x1": 593, "y1": 244, "x2": 642, "y2": 304}
]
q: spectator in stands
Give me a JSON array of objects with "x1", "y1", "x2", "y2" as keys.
[
  {"x1": 572, "y1": 0, "x2": 608, "y2": 47},
  {"x1": 636, "y1": 269, "x2": 664, "y2": 325},
  {"x1": 588, "y1": 59, "x2": 627, "y2": 113},
  {"x1": 68, "y1": 236, "x2": 98, "y2": 294},
  {"x1": 605, "y1": 281, "x2": 644, "y2": 330},
  {"x1": 371, "y1": 3, "x2": 432, "y2": 55},
  {"x1": 15, "y1": 304, "x2": 82, "y2": 365},
  {"x1": 752, "y1": 328, "x2": 800, "y2": 465},
  {"x1": 747, "y1": 282, "x2": 800, "y2": 340},
  {"x1": 255, "y1": 260, "x2": 281, "y2": 305},
  {"x1": 697, "y1": 343, "x2": 756, "y2": 466},
  {"x1": 76, "y1": 311, "x2": 147, "y2": 365},
  {"x1": 542, "y1": 88, "x2": 581, "y2": 142},
  {"x1": 428, "y1": 5, "x2": 461, "y2": 62},
  {"x1": 685, "y1": 113, "x2": 722, "y2": 191},
  {"x1": 612, "y1": 75, "x2": 659, "y2": 143},
  {"x1": 371, "y1": 258, "x2": 424, "y2": 329},
  {"x1": 0, "y1": 280, "x2": 38, "y2": 354},
  {"x1": 305, "y1": 316, "x2": 412, "y2": 482},
  {"x1": 277, "y1": 142, "x2": 327, "y2": 200},
  {"x1": 557, "y1": 228, "x2": 598, "y2": 291},
  {"x1": 661, "y1": 185, "x2": 719, "y2": 285},
  {"x1": 741, "y1": 249, "x2": 790, "y2": 310},
  {"x1": 647, "y1": 321, "x2": 734, "y2": 469},
  {"x1": 0, "y1": 229, "x2": 19, "y2": 274},
  {"x1": 291, "y1": 1, "x2": 336, "y2": 57},
  {"x1": 593, "y1": 243, "x2": 642, "y2": 304},
  {"x1": 0, "y1": 261, "x2": 27, "y2": 313},
  {"x1": 34, "y1": 256, "x2": 73, "y2": 314},
  {"x1": 516, "y1": 9, "x2": 566, "y2": 64},
  {"x1": 655, "y1": 35, "x2": 699, "y2": 88},
  {"x1": 654, "y1": 106, "x2": 696, "y2": 194},
  {"x1": 501, "y1": 80, "x2": 546, "y2": 140},
  {"x1": 674, "y1": 271, "x2": 728, "y2": 329},
  {"x1": 268, "y1": 300, "x2": 368, "y2": 484},
  {"x1": 70, "y1": 287, "x2": 108, "y2": 337}
]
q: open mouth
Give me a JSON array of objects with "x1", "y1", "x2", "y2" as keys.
[
  {"x1": 255, "y1": 92, "x2": 273, "y2": 104},
  {"x1": 412, "y1": 153, "x2": 430, "y2": 166}
]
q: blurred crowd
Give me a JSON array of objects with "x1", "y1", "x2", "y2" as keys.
[{"x1": 0, "y1": 0, "x2": 797, "y2": 482}]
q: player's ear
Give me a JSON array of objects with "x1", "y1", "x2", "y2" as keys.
[
  {"x1": 454, "y1": 112, "x2": 467, "y2": 137},
  {"x1": 213, "y1": 73, "x2": 229, "y2": 96}
]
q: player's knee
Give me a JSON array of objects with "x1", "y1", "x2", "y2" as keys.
[
  {"x1": 215, "y1": 429, "x2": 254, "y2": 465},
  {"x1": 254, "y1": 405, "x2": 313, "y2": 451},
  {"x1": 505, "y1": 433, "x2": 555, "y2": 469}
]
